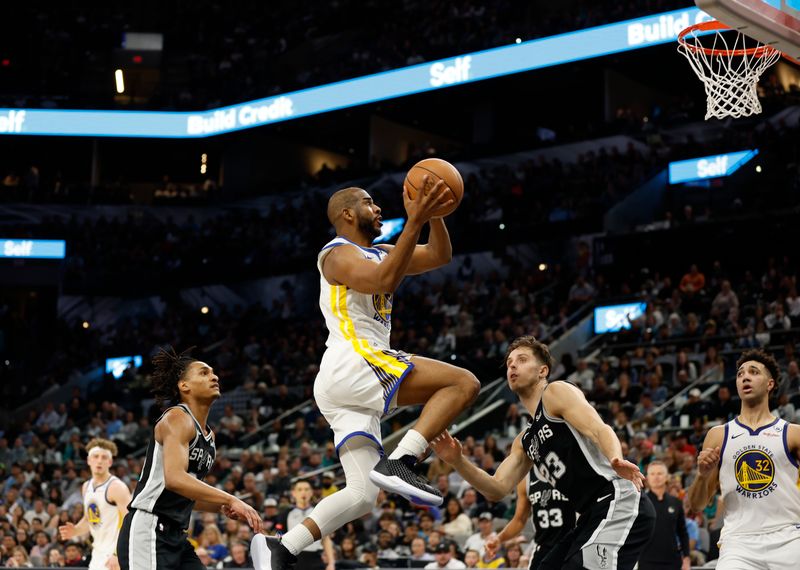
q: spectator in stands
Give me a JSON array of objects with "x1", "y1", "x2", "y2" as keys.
[
  {"x1": 567, "y1": 359, "x2": 595, "y2": 392},
  {"x1": 463, "y1": 513, "x2": 494, "y2": 556},
  {"x1": 196, "y1": 547, "x2": 221, "y2": 569},
  {"x1": 774, "y1": 393, "x2": 797, "y2": 422},
  {"x1": 675, "y1": 350, "x2": 698, "y2": 381},
  {"x1": 460, "y1": 489, "x2": 480, "y2": 518},
  {"x1": 503, "y1": 544, "x2": 523, "y2": 569},
  {"x1": 710, "y1": 280, "x2": 738, "y2": 320},
  {"x1": 5, "y1": 545, "x2": 34, "y2": 568},
  {"x1": 463, "y1": 549, "x2": 479, "y2": 568},
  {"x1": 261, "y1": 498, "x2": 283, "y2": 535},
  {"x1": 199, "y1": 525, "x2": 229, "y2": 563},
  {"x1": 765, "y1": 302, "x2": 791, "y2": 332},
  {"x1": 375, "y1": 530, "x2": 399, "y2": 560},
  {"x1": 680, "y1": 264, "x2": 705, "y2": 299},
  {"x1": 28, "y1": 531, "x2": 52, "y2": 565},
  {"x1": 632, "y1": 392, "x2": 657, "y2": 425},
  {"x1": 710, "y1": 385, "x2": 737, "y2": 421},
  {"x1": 62, "y1": 543, "x2": 85, "y2": 567},
  {"x1": 363, "y1": 542, "x2": 387, "y2": 569},
  {"x1": 680, "y1": 388, "x2": 710, "y2": 424},
  {"x1": 409, "y1": 537, "x2": 434, "y2": 564},
  {"x1": 425, "y1": 541, "x2": 465, "y2": 569},
  {"x1": 779, "y1": 360, "x2": 800, "y2": 399},
  {"x1": 613, "y1": 372, "x2": 641, "y2": 407},
  {"x1": 319, "y1": 471, "x2": 338, "y2": 499},
  {"x1": 683, "y1": 508, "x2": 707, "y2": 567},
  {"x1": 442, "y1": 498, "x2": 473, "y2": 539},
  {"x1": 567, "y1": 276, "x2": 596, "y2": 310},
  {"x1": 46, "y1": 546, "x2": 64, "y2": 567},
  {"x1": 222, "y1": 542, "x2": 250, "y2": 568}
]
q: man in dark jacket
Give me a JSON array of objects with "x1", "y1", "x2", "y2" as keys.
[{"x1": 639, "y1": 461, "x2": 690, "y2": 570}]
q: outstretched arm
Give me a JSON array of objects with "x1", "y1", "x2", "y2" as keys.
[
  {"x1": 485, "y1": 478, "x2": 531, "y2": 557},
  {"x1": 157, "y1": 410, "x2": 261, "y2": 531},
  {"x1": 59, "y1": 483, "x2": 90, "y2": 540},
  {"x1": 545, "y1": 382, "x2": 645, "y2": 490},
  {"x1": 686, "y1": 426, "x2": 724, "y2": 513},
  {"x1": 431, "y1": 431, "x2": 532, "y2": 502}
]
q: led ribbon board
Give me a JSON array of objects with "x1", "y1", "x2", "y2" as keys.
[
  {"x1": 0, "y1": 239, "x2": 66, "y2": 259},
  {"x1": 668, "y1": 149, "x2": 759, "y2": 184},
  {"x1": 0, "y1": 7, "x2": 710, "y2": 138}
]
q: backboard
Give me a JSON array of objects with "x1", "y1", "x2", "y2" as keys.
[{"x1": 696, "y1": 0, "x2": 800, "y2": 61}]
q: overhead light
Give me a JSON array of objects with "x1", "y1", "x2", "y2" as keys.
[
  {"x1": 115, "y1": 69, "x2": 125, "y2": 94},
  {"x1": 538, "y1": 263, "x2": 547, "y2": 271},
  {"x1": 515, "y1": 38, "x2": 522, "y2": 44},
  {"x1": 201, "y1": 306, "x2": 210, "y2": 314},
  {"x1": 82, "y1": 321, "x2": 90, "y2": 329}
]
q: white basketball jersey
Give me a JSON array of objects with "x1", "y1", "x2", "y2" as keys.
[
  {"x1": 718, "y1": 417, "x2": 800, "y2": 541},
  {"x1": 83, "y1": 476, "x2": 122, "y2": 554},
  {"x1": 317, "y1": 237, "x2": 393, "y2": 350}
]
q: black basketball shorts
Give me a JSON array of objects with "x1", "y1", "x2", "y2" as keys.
[{"x1": 118, "y1": 509, "x2": 204, "y2": 570}]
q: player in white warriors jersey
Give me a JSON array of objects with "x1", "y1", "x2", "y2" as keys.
[
  {"x1": 251, "y1": 182, "x2": 481, "y2": 570},
  {"x1": 59, "y1": 438, "x2": 132, "y2": 570},
  {"x1": 688, "y1": 348, "x2": 800, "y2": 569}
]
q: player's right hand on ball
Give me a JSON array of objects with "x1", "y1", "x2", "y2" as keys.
[
  {"x1": 403, "y1": 176, "x2": 452, "y2": 224},
  {"x1": 697, "y1": 446, "x2": 721, "y2": 476},
  {"x1": 431, "y1": 430, "x2": 463, "y2": 465},
  {"x1": 222, "y1": 499, "x2": 262, "y2": 533},
  {"x1": 58, "y1": 522, "x2": 75, "y2": 540}
]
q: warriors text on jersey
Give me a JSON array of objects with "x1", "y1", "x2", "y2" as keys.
[
  {"x1": 129, "y1": 404, "x2": 215, "y2": 529},
  {"x1": 318, "y1": 237, "x2": 393, "y2": 350},
  {"x1": 521, "y1": 381, "x2": 633, "y2": 513},
  {"x1": 718, "y1": 417, "x2": 800, "y2": 540},
  {"x1": 527, "y1": 472, "x2": 576, "y2": 549},
  {"x1": 83, "y1": 476, "x2": 122, "y2": 554}
]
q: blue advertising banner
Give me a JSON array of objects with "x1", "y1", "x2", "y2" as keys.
[
  {"x1": 0, "y1": 239, "x2": 66, "y2": 259},
  {"x1": 668, "y1": 149, "x2": 759, "y2": 184},
  {"x1": 0, "y1": 7, "x2": 709, "y2": 139}
]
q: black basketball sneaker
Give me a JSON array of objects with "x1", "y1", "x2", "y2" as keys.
[
  {"x1": 250, "y1": 534, "x2": 297, "y2": 570},
  {"x1": 369, "y1": 455, "x2": 443, "y2": 506}
]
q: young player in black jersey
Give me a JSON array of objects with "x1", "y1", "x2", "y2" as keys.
[
  {"x1": 117, "y1": 347, "x2": 261, "y2": 570},
  {"x1": 432, "y1": 336, "x2": 655, "y2": 570},
  {"x1": 484, "y1": 473, "x2": 576, "y2": 570}
]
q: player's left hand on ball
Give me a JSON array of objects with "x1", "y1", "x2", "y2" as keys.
[
  {"x1": 610, "y1": 457, "x2": 645, "y2": 490},
  {"x1": 223, "y1": 499, "x2": 263, "y2": 533}
]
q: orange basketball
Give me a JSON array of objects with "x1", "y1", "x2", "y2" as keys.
[{"x1": 404, "y1": 158, "x2": 464, "y2": 218}]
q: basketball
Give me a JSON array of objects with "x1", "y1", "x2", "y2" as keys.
[{"x1": 404, "y1": 158, "x2": 464, "y2": 218}]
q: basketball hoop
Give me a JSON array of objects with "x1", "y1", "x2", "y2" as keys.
[{"x1": 678, "y1": 20, "x2": 781, "y2": 120}]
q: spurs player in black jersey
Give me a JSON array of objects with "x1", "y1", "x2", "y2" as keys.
[
  {"x1": 117, "y1": 347, "x2": 261, "y2": 570},
  {"x1": 484, "y1": 474, "x2": 576, "y2": 570},
  {"x1": 432, "y1": 336, "x2": 655, "y2": 570}
]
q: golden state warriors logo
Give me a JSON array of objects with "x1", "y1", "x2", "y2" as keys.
[
  {"x1": 372, "y1": 293, "x2": 392, "y2": 328},
  {"x1": 733, "y1": 446, "x2": 777, "y2": 498},
  {"x1": 87, "y1": 502, "x2": 101, "y2": 525}
]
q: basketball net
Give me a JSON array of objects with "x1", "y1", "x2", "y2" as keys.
[{"x1": 678, "y1": 21, "x2": 781, "y2": 120}]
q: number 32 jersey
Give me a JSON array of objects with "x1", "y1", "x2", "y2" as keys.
[
  {"x1": 521, "y1": 381, "x2": 631, "y2": 514},
  {"x1": 718, "y1": 417, "x2": 800, "y2": 541}
]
